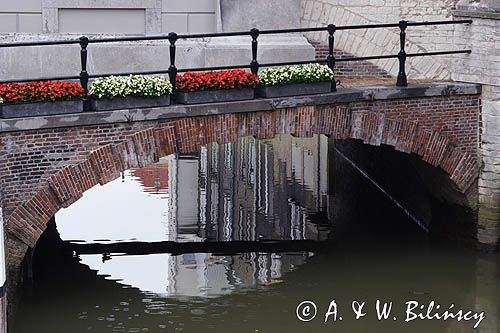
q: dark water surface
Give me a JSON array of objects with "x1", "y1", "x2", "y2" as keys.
[{"x1": 12, "y1": 135, "x2": 500, "y2": 333}]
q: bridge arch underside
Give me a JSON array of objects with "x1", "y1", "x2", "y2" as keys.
[
  {"x1": 333, "y1": 139, "x2": 478, "y2": 242},
  {"x1": 3, "y1": 99, "x2": 480, "y2": 254}
]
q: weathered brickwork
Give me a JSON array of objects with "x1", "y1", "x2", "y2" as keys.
[
  {"x1": 350, "y1": 95, "x2": 480, "y2": 155},
  {"x1": 0, "y1": 123, "x2": 153, "y2": 219},
  {"x1": 309, "y1": 40, "x2": 391, "y2": 78},
  {"x1": 0, "y1": 94, "x2": 480, "y2": 249}
]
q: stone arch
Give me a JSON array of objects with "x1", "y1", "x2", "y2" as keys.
[{"x1": 5, "y1": 104, "x2": 479, "y2": 247}]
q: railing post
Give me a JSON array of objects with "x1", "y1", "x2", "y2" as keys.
[
  {"x1": 327, "y1": 24, "x2": 337, "y2": 92},
  {"x1": 168, "y1": 32, "x2": 178, "y2": 89},
  {"x1": 250, "y1": 28, "x2": 260, "y2": 75},
  {"x1": 396, "y1": 20, "x2": 408, "y2": 87},
  {"x1": 79, "y1": 36, "x2": 89, "y2": 110}
]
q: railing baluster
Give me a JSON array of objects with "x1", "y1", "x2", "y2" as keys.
[
  {"x1": 327, "y1": 24, "x2": 337, "y2": 92},
  {"x1": 168, "y1": 32, "x2": 178, "y2": 89},
  {"x1": 0, "y1": 20, "x2": 471, "y2": 87},
  {"x1": 396, "y1": 20, "x2": 408, "y2": 87},
  {"x1": 79, "y1": 36, "x2": 89, "y2": 110},
  {"x1": 250, "y1": 28, "x2": 260, "y2": 75}
]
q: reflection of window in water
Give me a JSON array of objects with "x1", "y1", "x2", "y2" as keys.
[
  {"x1": 181, "y1": 253, "x2": 197, "y2": 266},
  {"x1": 223, "y1": 195, "x2": 233, "y2": 241}
]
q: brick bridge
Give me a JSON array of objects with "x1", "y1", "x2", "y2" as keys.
[{"x1": 0, "y1": 82, "x2": 483, "y2": 277}]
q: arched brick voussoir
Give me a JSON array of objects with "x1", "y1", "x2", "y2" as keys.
[
  {"x1": 215, "y1": 113, "x2": 244, "y2": 144},
  {"x1": 449, "y1": 152, "x2": 479, "y2": 192},
  {"x1": 240, "y1": 112, "x2": 271, "y2": 140},
  {"x1": 88, "y1": 144, "x2": 123, "y2": 186},
  {"x1": 7, "y1": 184, "x2": 64, "y2": 247},
  {"x1": 175, "y1": 117, "x2": 214, "y2": 153},
  {"x1": 350, "y1": 110, "x2": 385, "y2": 146},
  {"x1": 292, "y1": 106, "x2": 317, "y2": 138},
  {"x1": 48, "y1": 165, "x2": 84, "y2": 208},
  {"x1": 127, "y1": 128, "x2": 160, "y2": 168},
  {"x1": 347, "y1": 109, "x2": 478, "y2": 193},
  {"x1": 156, "y1": 125, "x2": 177, "y2": 157},
  {"x1": 315, "y1": 105, "x2": 351, "y2": 139},
  {"x1": 381, "y1": 118, "x2": 419, "y2": 153},
  {"x1": 6, "y1": 203, "x2": 50, "y2": 247}
]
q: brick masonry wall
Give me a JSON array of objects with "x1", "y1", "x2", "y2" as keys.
[
  {"x1": 309, "y1": 40, "x2": 391, "y2": 78},
  {"x1": 0, "y1": 94, "x2": 480, "y2": 251},
  {"x1": 0, "y1": 123, "x2": 157, "y2": 218}
]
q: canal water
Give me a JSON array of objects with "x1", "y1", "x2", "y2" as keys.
[{"x1": 11, "y1": 135, "x2": 500, "y2": 332}]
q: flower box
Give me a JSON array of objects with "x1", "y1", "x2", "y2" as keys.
[
  {"x1": 175, "y1": 88, "x2": 254, "y2": 105},
  {"x1": 90, "y1": 95, "x2": 171, "y2": 111},
  {"x1": 175, "y1": 70, "x2": 258, "y2": 104},
  {"x1": 0, "y1": 100, "x2": 83, "y2": 119},
  {"x1": 257, "y1": 64, "x2": 335, "y2": 98},
  {"x1": 0, "y1": 80, "x2": 85, "y2": 118},
  {"x1": 256, "y1": 81, "x2": 332, "y2": 98},
  {"x1": 89, "y1": 75, "x2": 173, "y2": 111}
]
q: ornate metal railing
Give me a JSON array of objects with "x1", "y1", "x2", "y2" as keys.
[{"x1": 0, "y1": 19, "x2": 472, "y2": 107}]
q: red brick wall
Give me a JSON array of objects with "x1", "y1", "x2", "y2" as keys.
[
  {"x1": 0, "y1": 94, "x2": 480, "y2": 247},
  {"x1": 309, "y1": 40, "x2": 392, "y2": 79},
  {"x1": 350, "y1": 95, "x2": 480, "y2": 155}
]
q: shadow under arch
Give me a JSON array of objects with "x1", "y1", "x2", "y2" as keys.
[{"x1": 332, "y1": 138, "x2": 478, "y2": 246}]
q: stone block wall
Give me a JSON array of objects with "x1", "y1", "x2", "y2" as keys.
[
  {"x1": 476, "y1": 85, "x2": 500, "y2": 247},
  {"x1": 0, "y1": 0, "x2": 315, "y2": 83},
  {"x1": 453, "y1": 13, "x2": 500, "y2": 87},
  {"x1": 0, "y1": 0, "x2": 217, "y2": 35},
  {"x1": 453, "y1": 9, "x2": 500, "y2": 250},
  {"x1": 300, "y1": 0, "x2": 460, "y2": 80}
]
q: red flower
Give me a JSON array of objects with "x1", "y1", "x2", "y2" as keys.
[
  {"x1": 176, "y1": 69, "x2": 258, "y2": 92},
  {"x1": 0, "y1": 81, "x2": 85, "y2": 104}
]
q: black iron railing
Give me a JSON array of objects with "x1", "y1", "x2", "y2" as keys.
[{"x1": 0, "y1": 19, "x2": 472, "y2": 104}]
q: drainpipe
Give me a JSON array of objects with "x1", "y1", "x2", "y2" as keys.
[{"x1": 215, "y1": 0, "x2": 222, "y2": 32}]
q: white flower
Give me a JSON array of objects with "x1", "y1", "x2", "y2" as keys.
[
  {"x1": 0, "y1": 96, "x2": 3, "y2": 104},
  {"x1": 89, "y1": 75, "x2": 173, "y2": 99},
  {"x1": 259, "y1": 64, "x2": 333, "y2": 86}
]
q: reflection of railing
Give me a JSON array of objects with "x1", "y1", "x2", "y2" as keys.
[
  {"x1": 65, "y1": 239, "x2": 333, "y2": 256},
  {"x1": 0, "y1": 20, "x2": 472, "y2": 103}
]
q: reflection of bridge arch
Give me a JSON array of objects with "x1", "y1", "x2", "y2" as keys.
[{"x1": 6, "y1": 104, "x2": 479, "y2": 248}]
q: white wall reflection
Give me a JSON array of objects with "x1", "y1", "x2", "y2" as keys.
[{"x1": 57, "y1": 164, "x2": 170, "y2": 244}]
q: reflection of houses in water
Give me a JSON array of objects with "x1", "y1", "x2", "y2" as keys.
[
  {"x1": 165, "y1": 134, "x2": 332, "y2": 243},
  {"x1": 161, "y1": 134, "x2": 330, "y2": 297},
  {"x1": 162, "y1": 251, "x2": 311, "y2": 297},
  {"x1": 130, "y1": 160, "x2": 169, "y2": 195}
]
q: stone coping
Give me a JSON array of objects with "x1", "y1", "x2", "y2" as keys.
[
  {"x1": 0, "y1": 82, "x2": 481, "y2": 133},
  {"x1": 453, "y1": 9, "x2": 500, "y2": 20}
]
